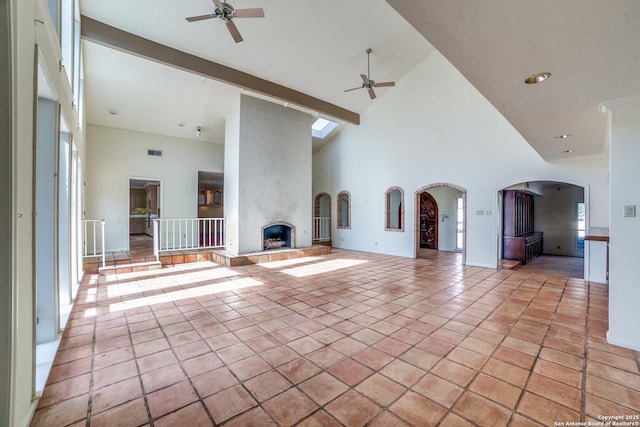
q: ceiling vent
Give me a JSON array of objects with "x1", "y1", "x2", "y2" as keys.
[{"x1": 147, "y1": 149, "x2": 163, "y2": 157}]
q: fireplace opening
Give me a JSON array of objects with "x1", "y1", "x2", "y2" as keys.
[{"x1": 263, "y1": 224, "x2": 293, "y2": 250}]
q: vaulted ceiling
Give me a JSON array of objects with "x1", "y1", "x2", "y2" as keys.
[
  {"x1": 80, "y1": 0, "x2": 433, "y2": 151},
  {"x1": 80, "y1": 0, "x2": 640, "y2": 160}
]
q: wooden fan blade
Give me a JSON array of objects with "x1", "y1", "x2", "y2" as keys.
[
  {"x1": 211, "y1": 0, "x2": 223, "y2": 9},
  {"x1": 185, "y1": 14, "x2": 216, "y2": 22},
  {"x1": 375, "y1": 81, "x2": 395, "y2": 87},
  {"x1": 344, "y1": 86, "x2": 363, "y2": 92},
  {"x1": 367, "y1": 87, "x2": 376, "y2": 99},
  {"x1": 234, "y1": 8, "x2": 264, "y2": 18},
  {"x1": 226, "y1": 21, "x2": 243, "y2": 43},
  {"x1": 360, "y1": 74, "x2": 370, "y2": 85}
]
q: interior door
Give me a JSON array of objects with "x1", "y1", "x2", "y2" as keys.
[{"x1": 420, "y1": 192, "x2": 438, "y2": 249}]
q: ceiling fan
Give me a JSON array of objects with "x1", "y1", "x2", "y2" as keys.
[
  {"x1": 185, "y1": 0, "x2": 265, "y2": 43},
  {"x1": 344, "y1": 48, "x2": 395, "y2": 99}
]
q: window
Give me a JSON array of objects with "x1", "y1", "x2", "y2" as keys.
[
  {"x1": 337, "y1": 191, "x2": 351, "y2": 229},
  {"x1": 385, "y1": 187, "x2": 404, "y2": 231},
  {"x1": 576, "y1": 202, "x2": 585, "y2": 251},
  {"x1": 456, "y1": 197, "x2": 464, "y2": 249},
  {"x1": 312, "y1": 117, "x2": 338, "y2": 139}
]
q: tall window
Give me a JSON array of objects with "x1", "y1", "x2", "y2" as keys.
[
  {"x1": 385, "y1": 187, "x2": 404, "y2": 231},
  {"x1": 337, "y1": 191, "x2": 351, "y2": 229},
  {"x1": 456, "y1": 197, "x2": 464, "y2": 249},
  {"x1": 576, "y1": 202, "x2": 585, "y2": 251}
]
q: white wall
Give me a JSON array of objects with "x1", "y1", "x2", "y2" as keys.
[
  {"x1": 608, "y1": 105, "x2": 640, "y2": 351},
  {"x1": 226, "y1": 95, "x2": 313, "y2": 254},
  {"x1": 224, "y1": 94, "x2": 241, "y2": 254},
  {"x1": 313, "y1": 50, "x2": 609, "y2": 268},
  {"x1": 85, "y1": 125, "x2": 224, "y2": 251}
]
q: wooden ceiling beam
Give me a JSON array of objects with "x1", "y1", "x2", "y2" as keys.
[{"x1": 80, "y1": 16, "x2": 360, "y2": 125}]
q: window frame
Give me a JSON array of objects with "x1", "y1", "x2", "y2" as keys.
[
  {"x1": 337, "y1": 191, "x2": 351, "y2": 229},
  {"x1": 385, "y1": 186, "x2": 404, "y2": 232}
]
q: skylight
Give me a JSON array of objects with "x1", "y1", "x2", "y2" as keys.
[{"x1": 312, "y1": 117, "x2": 338, "y2": 139}]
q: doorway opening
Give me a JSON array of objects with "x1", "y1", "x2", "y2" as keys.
[
  {"x1": 198, "y1": 171, "x2": 224, "y2": 219},
  {"x1": 498, "y1": 181, "x2": 585, "y2": 278},
  {"x1": 415, "y1": 183, "x2": 466, "y2": 263},
  {"x1": 129, "y1": 178, "x2": 161, "y2": 254},
  {"x1": 314, "y1": 192, "x2": 331, "y2": 243}
]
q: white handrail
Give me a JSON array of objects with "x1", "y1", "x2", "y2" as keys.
[
  {"x1": 82, "y1": 219, "x2": 106, "y2": 268},
  {"x1": 154, "y1": 218, "x2": 225, "y2": 258},
  {"x1": 313, "y1": 217, "x2": 330, "y2": 242}
]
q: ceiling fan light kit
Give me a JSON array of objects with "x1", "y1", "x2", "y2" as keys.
[
  {"x1": 344, "y1": 48, "x2": 395, "y2": 99},
  {"x1": 185, "y1": 0, "x2": 265, "y2": 43}
]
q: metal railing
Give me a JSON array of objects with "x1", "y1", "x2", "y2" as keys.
[
  {"x1": 313, "y1": 217, "x2": 330, "y2": 242},
  {"x1": 153, "y1": 218, "x2": 225, "y2": 261},
  {"x1": 82, "y1": 219, "x2": 106, "y2": 268}
]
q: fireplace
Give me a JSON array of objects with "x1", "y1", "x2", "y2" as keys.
[{"x1": 262, "y1": 223, "x2": 294, "y2": 250}]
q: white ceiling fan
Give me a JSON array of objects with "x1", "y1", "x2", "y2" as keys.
[
  {"x1": 185, "y1": 0, "x2": 265, "y2": 43},
  {"x1": 344, "y1": 48, "x2": 395, "y2": 99}
]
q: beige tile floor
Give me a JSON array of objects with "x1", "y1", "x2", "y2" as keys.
[
  {"x1": 33, "y1": 249, "x2": 639, "y2": 426},
  {"x1": 518, "y1": 255, "x2": 584, "y2": 279}
]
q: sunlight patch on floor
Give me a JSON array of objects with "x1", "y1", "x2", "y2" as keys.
[
  {"x1": 257, "y1": 256, "x2": 322, "y2": 269},
  {"x1": 281, "y1": 258, "x2": 368, "y2": 278},
  {"x1": 106, "y1": 266, "x2": 239, "y2": 298},
  {"x1": 108, "y1": 277, "x2": 264, "y2": 313}
]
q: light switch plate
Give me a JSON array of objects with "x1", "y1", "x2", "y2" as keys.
[{"x1": 624, "y1": 205, "x2": 636, "y2": 217}]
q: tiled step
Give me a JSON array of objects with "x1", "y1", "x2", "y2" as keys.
[
  {"x1": 500, "y1": 259, "x2": 522, "y2": 270},
  {"x1": 210, "y1": 245, "x2": 331, "y2": 267},
  {"x1": 98, "y1": 260, "x2": 162, "y2": 275}
]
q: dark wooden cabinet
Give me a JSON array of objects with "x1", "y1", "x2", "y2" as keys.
[{"x1": 503, "y1": 190, "x2": 543, "y2": 264}]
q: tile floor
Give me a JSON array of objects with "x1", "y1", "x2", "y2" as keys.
[
  {"x1": 32, "y1": 249, "x2": 639, "y2": 426},
  {"x1": 518, "y1": 255, "x2": 584, "y2": 279}
]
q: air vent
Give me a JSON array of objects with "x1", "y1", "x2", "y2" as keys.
[{"x1": 147, "y1": 149, "x2": 162, "y2": 157}]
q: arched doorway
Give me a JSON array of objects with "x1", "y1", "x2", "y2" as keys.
[
  {"x1": 498, "y1": 180, "x2": 586, "y2": 278},
  {"x1": 415, "y1": 183, "x2": 467, "y2": 263}
]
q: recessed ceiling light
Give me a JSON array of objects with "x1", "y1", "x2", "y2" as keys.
[
  {"x1": 108, "y1": 109, "x2": 118, "y2": 116},
  {"x1": 524, "y1": 72, "x2": 551, "y2": 84},
  {"x1": 178, "y1": 122, "x2": 186, "y2": 127},
  {"x1": 555, "y1": 134, "x2": 570, "y2": 139},
  {"x1": 563, "y1": 149, "x2": 573, "y2": 153}
]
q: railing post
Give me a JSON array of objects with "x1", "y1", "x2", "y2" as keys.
[
  {"x1": 153, "y1": 219, "x2": 159, "y2": 262},
  {"x1": 100, "y1": 220, "x2": 106, "y2": 268}
]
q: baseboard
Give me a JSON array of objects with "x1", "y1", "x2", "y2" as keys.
[
  {"x1": 465, "y1": 262, "x2": 498, "y2": 269},
  {"x1": 606, "y1": 331, "x2": 640, "y2": 351},
  {"x1": 586, "y1": 273, "x2": 607, "y2": 284}
]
